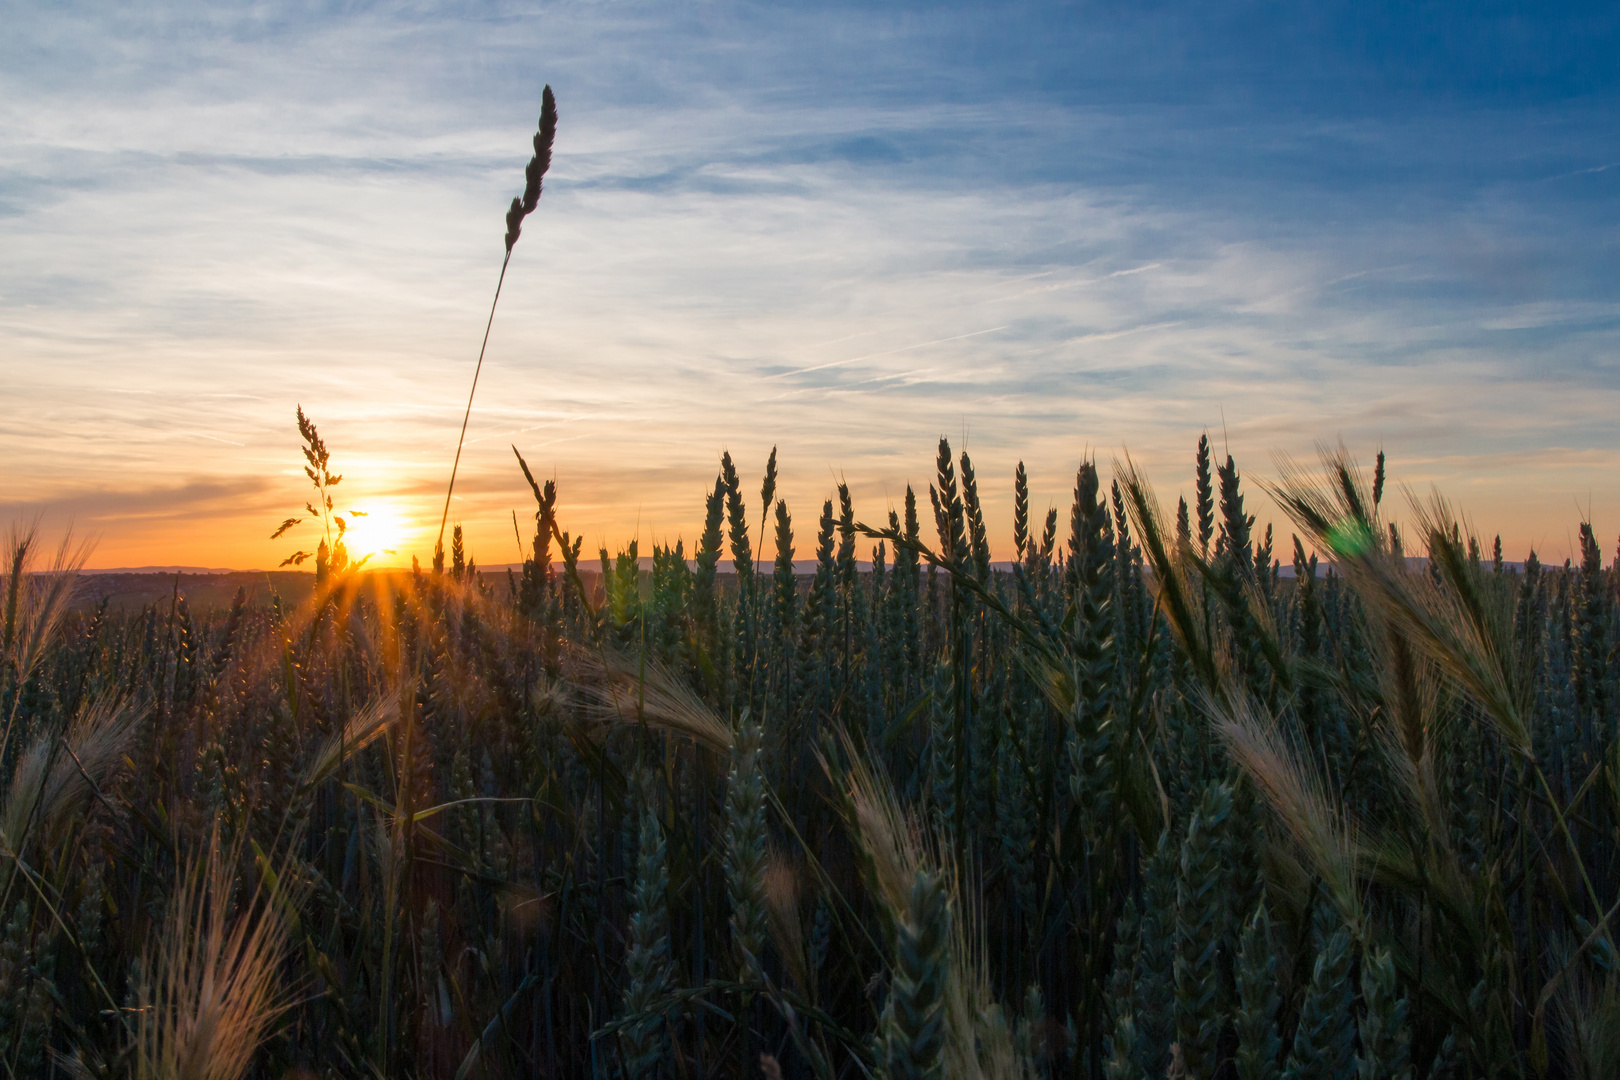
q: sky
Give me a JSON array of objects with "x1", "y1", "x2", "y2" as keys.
[{"x1": 3, "y1": 0, "x2": 1618, "y2": 570}]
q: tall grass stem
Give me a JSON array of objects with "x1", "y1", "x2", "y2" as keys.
[{"x1": 437, "y1": 248, "x2": 513, "y2": 560}]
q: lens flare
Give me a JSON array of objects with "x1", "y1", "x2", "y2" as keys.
[{"x1": 341, "y1": 505, "x2": 409, "y2": 566}]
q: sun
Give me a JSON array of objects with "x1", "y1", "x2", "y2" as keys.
[{"x1": 340, "y1": 504, "x2": 410, "y2": 566}]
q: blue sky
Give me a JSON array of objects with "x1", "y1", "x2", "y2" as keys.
[{"x1": 3, "y1": 1, "x2": 1617, "y2": 567}]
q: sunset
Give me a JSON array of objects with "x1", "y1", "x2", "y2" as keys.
[
  {"x1": 7, "y1": 3, "x2": 1618, "y2": 569},
  {"x1": 3, "y1": 2, "x2": 1618, "y2": 1078}
]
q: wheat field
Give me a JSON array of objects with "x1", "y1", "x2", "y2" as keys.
[{"x1": 1, "y1": 415, "x2": 1616, "y2": 1080}]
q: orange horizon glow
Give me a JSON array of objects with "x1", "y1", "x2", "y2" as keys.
[
  {"x1": 7, "y1": 0, "x2": 1619, "y2": 586},
  {"x1": 47, "y1": 429, "x2": 1616, "y2": 574}
]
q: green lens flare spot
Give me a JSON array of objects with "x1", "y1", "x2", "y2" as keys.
[{"x1": 1326, "y1": 518, "x2": 1375, "y2": 559}]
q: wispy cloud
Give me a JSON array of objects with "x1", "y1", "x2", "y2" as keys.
[
  {"x1": 762, "y1": 327, "x2": 1009, "y2": 381},
  {"x1": 3, "y1": 1, "x2": 1618, "y2": 567}
]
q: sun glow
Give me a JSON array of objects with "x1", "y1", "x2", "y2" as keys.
[{"x1": 340, "y1": 504, "x2": 412, "y2": 566}]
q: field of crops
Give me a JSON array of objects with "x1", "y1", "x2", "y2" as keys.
[{"x1": 1, "y1": 426, "x2": 1616, "y2": 1080}]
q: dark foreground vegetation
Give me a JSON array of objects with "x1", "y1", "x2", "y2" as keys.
[
  {"x1": 3, "y1": 428, "x2": 1619, "y2": 1080},
  {"x1": 73, "y1": 571, "x2": 317, "y2": 615}
]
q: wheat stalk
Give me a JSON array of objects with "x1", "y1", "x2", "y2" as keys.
[{"x1": 436, "y1": 86, "x2": 558, "y2": 563}]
